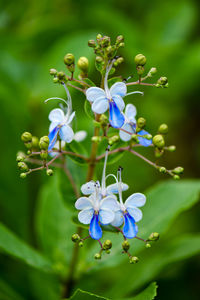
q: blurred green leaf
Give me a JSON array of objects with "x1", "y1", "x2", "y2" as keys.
[
  {"x1": 83, "y1": 78, "x2": 96, "y2": 87},
  {"x1": 68, "y1": 288, "x2": 108, "y2": 299},
  {"x1": 0, "y1": 278, "x2": 25, "y2": 300},
  {"x1": 65, "y1": 140, "x2": 88, "y2": 165},
  {"x1": 84, "y1": 100, "x2": 94, "y2": 120},
  {"x1": 117, "y1": 282, "x2": 157, "y2": 300},
  {"x1": 0, "y1": 223, "x2": 52, "y2": 272}
]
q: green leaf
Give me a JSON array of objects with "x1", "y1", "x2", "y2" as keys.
[
  {"x1": 0, "y1": 223, "x2": 52, "y2": 272},
  {"x1": 84, "y1": 100, "x2": 94, "y2": 120},
  {"x1": 83, "y1": 78, "x2": 96, "y2": 87},
  {"x1": 0, "y1": 278, "x2": 25, "y2": 300},
  {"x1": 65, "y1": 140, "x2": 88, "y2": 165},
  {"x1": 69, "y1": 288, "x2": 108, "y2": 299},
  {"x1": 116, "y1": 282, "x2": 158, "y2": 300},
  {"x1": 107, "y1": 77, "x2": 122, "y2": 89}
]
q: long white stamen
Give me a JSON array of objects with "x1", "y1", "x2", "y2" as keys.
[
  {"x1": 105, "y1": 173, "x2": 118, "y2": 183},
  {"x1": 117, "y1": 168, "x2": 124, "y2": 206},
  {"x1": 101, "y1": 146, "x2": 110, "y2": 196},
  {"x1": 104, "y1": 59, "x2": 115, "y2": 98},
  {"x1": 44, "y1": 97, "x2": 69, "y2": 106},
  {"x1": 94, "y1": 182, "x2": 100, "y2": 211},
  {"x1": 62, "y1": 83, "x2": 72, "y2": 120},
  {"x1": 125, "y1": 91, "x2": 144, "y2": 97}
]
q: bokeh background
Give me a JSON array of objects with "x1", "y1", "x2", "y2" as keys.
[{"x1": 0, "y1": 0, "x2": 200, "y2": 299}]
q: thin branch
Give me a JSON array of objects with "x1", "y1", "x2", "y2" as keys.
[{"x1": 126, "y1": 81, "x2": 156, "y2": 87}]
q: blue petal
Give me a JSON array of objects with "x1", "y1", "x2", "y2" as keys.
[
  {"x1": 48, "y1": 126, "x2": 60, "y2": 151},
  {"x1": 123, "y1": 213, "x2": 138, "y2": 239},
  {"x1": 109, "y1": 101, "x2": 125, "y2": 128},
  {"x1": 138, "y1": 129, "x2": 152, "y2": 147},
  {"x1": 89, "y1": 213, "x2": 102, "y2": 240}
]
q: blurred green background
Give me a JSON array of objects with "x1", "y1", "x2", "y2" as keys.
[{"x1": 0, "y1": 0, "x2": 200, "y2": 299}]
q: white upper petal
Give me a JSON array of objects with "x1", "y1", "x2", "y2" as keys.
[
  {"x1": 81, "y1": 181, "x2": 96, "y2": 195},
  {"x1": 125, "y1": 104, "x2": 137, "y2": 123},
  {"x1": 112, "y1": 95, "x2": 125, "y2": 111},
  {"x1": 99, "y1": 208, "x2": 115, "y2": 225},
  {"x1": 66, "y1": 111, "x2": 75, "y2": 124},
  {"x1": 92, "y1": 97, "x2": 109, "y2": 114},
  {"x1": 125, "y1": 193, "x2": 146, "y2": 208},
  {"x1": 74, "y1": 130, "x2": 87, "y2": 142},
  {"x1": 119, "y1": 123, "x2": 134, "y2": 142},
  {"x1": 127, "y1": 207, "x2": 143, "y2": 222},
  {"x1": 75, "y1": 197, "x2": 93, "y2": 210},
  {"x1": 106, "y1": 182, "x2": 129, "y2": 194},
  {"x1": 78, "y1": 208, "x2": 94, "y2": 224},
  {"x1": 110, "y1": 82, "x2": 127, "y2": 97},
  {"x1": 110, "y1": 210, "x2": 124, "y2": 227},
  {"x1": 86, "y1": 87, "x2": 106, "y2": 102},
  {"x1": 59, "y1": 125, "x2": 74, "y2": 143},
  {"x1": 100, "y1": 196, "x2": 119, "y2": 211},
  {"x1": 49, "y1": 108, "x2": 65, "y2": 123}
]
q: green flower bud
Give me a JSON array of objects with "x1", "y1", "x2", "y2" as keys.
[
  {"x1": 154, "y1": 148, "x2": 164, "y2": 158},
  {"x1": 153, "y1": 134, "x2": 165, "y2": 148},
  {"x1": 106, "y1": 250, "x2": 110, "y2": 254},
  {"x1": 49, "y1": 68, "x2": 57, "y2": 75},
  {"x1": 131, "y1": 134, "x2": 139, "y2": 143},
  {"x1": 116, "y1": 35, "x2": 124, "y2": 45},
  {"x1": 148, "y1": 232, "x2": 159, "y2": 241},
  {"x1": 88, "y1": 40, "x2": 96, "y2": 48},
  {"x1": 148, "y1": 67, "x2": 157, "y2": 76},
  {"x1": 122, "y1": 240, "x2": 130, "y2": 251},
  {"x1": 157, "y1": 77, "x2": 168, "y2": 85},
  {"x1": 118, "y1": 42, "x2": 125, "y2": 48},
  {"x1": 134, "y1": 54, "x2": 147, "y2": 66},
  {"x1": 173, "y1": 166, "x2": 184, "y2": 175},
  {"x1": 137, "y1": 66, "x2": 145, "y2": 75},
  {"x1": 27, "y1": 150, "x2": 31, "y2": 155},
  {"x1": 96, "y1": 56, "x2": 103, "y2": 63},
  {"x1": 64, "y1": 53, "x2": 75, "y2": 66},
  {"x1": 78, "y1": 241, "x2": 83, "y2": 247},
  {"x1": 18, "y1": 162, "x2": 29, "y2": 172},
  {"x1": 24, "y1": 142, "x2": 32, "y2": 149},
  {"x1": 77, "y1": 57, "x2": 89, "y2": 73},
  {"x1": 16, "y1": 154, "x2": 24, "y2": 162},
  {"x1": 91, "y1": 136, "x2": 101, "y2": 143},
  {"x1": 96, "y1": 33, "x2": 102, "y2": 41},
  {"x1": 40, "y1": 150, "x2": 48, "y2": 160},
  {"x1": 100, "y1": 114, "x2": 108, "y2": 126},
  {"x1": 116, "y1": 57, "x2": 124, "y2": 65},
  {"x1": 108, "y1": 135, "x2": 119, "y2": 145},
  {"x1": 32, "y1": 136, "x2": 39, "y2": 148},
  {"x1": 143, "y1": 134, "x2": 152, "y2": 140},
  {"x1": 57, "y1": 71, "x2": 65, "y2": 80},
  {"x1": 103, "y1": 240, "x2": 112, "y2": 250},
  {"x1": 173, "y1": 175, "x2": 180, "y2": 180},
  {"x1": 46, "y1": 169, "x2": 53, "y2": 176},
  {"x1": 129, "y1": 256, "x2": 139, "y2": 264},
  {"x1": 167, "y1": 145, "x2": 176, "y2": 152},
  {"x1": 101, "y1": 36, "x2": 110, "y2": 47},
  {"x1": 159, "y1": 167, "x2": 167, "y2": 174},
  {"x1": 20, "y1": 173, "x2": 27, "y2": 179},
  {"x1": 146, "y1": 243, "x2": 151, "y2": 248},
  {"x1": 21, "y1": 132, "x2": 32, "y2": 143},
  {"x1": 94, "y1": 253, "x2": 101, "y2": 260},
  {"x1": 53, "y1": 77, "x2": 59, "y2": 83},
  {"x1": 39, "y1": 136, "x2": 49, "y2": 150},
  {"x1": 71, "y1": 233, "x2": 80, "y2": 242},
  {"x1": 158, "y1": 124, "x2": 168, "y2": 134},
  {"x1": 137, "y1": 117, "x2": 146, "y2": 129}
]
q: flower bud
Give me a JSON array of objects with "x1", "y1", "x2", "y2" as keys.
[
  {"x1": 53, "y1": 77, "x2": 59, "y2": 83},
  {"x1": 57, "y1": 71, "x2": 65, "y2": 80},
  {"x1": 122, "y1": 240, "x2": 130, "y2": 251},
  {"x1": 146, "y1": 243, "x2": 151, "y2": 248},
  {"x1": 134, "y1": 54, "x2": 147, "y2": 66},
  {"x1": 27, "y1": 150, "x2": 31, "y2": 155},
  {"x1": 108, "y1": 135, "x2": 119, "y2": 145},
  {"x1": 16, "y1": 154, "x2": 24, "y2": 162},
  {"x1": 152, "y1": 134, "x2": 165, "y2": 148},
  {"x1": 20, "y1": 173, "x2": 27, "y2": 179},
  {"x1": 129, "y1": 256, "x2": 139, "y2": 264},
  {"x1": 167, "y1": 145, "x2": 176, "y2": 152},
  {"x1": 71, "y1": 233, "x2": 80, "y2": 242},
  {"x1": 137, "y1": 117, "x2": 146, "y2": 129},
  {"x1": 159, "y1": 167, "x2": 167, "y2": 174},
  {"x1": 46, "y1": 169, "x2": 54, "y2": 176},
  {"x1": 118, "y1": 42, "x2": 125, "y2": 48},
  {"x1": 21, "y1": 132, "x2": 32, "y2": 143},
  {"x1": 94, "y1": 253, "x2": 101, "y2": 260},
  {"x1": 173, "y1": 166, "x2": 184, "y2": 175},
  {"x1": 154, "y1": 148, "x2": 164, "y2": 158},
  {"x1": 24, "y1": 142, "x2": 32, "y2": 149},
  {"x1": 101, "y1": 36, "x2": 110, "y2": 48},
  {"x1": 39, "y1": 136, "x2": 49, "y2": 150},
  {"x1": 116, "y1": 35, "x2": 124, "y2": 45},
  {"x1": 148, "y1": 67, "x2": 157, "y2": 76},
  {"x1": 77, "y1": 57, "x2": 89, "y2": 73},
  {"x1": 100, "y1": 114, "x2": 108, "y2": 126},
  {"x1": 173, "y1": 175, "x2": 180, "y2": 180},
  {"x1": 106, "y1": 250, "x2": 110, "y2": 254},
  {"x1": 157, "y1": 77, "x2": 168, "y2": 85},
  {"x1": 96, "y1": 33, "x2": 102, "y2": 41},
  {"x1": 96, "y1": 56, "x2": 103, "y2": 63},
  {"x1": 136, "y1": 66, "x2": 145, "y2": 75},
  {"x1": 91, "y1": 136, "x2": 101, "y2": 143},
  {"x1": 49, "y1": 68, "x2": 57, "y2": 76},
  {"x1": 78, "y1": 241, "x2": 83, "y2": 247},
  {"x1": 158, "y1": 124, "x2": 168, "y2": 134},
  {"x1": 131, "y1": 134, "x2": 139, "y2": 143},
  {"x1": 64, "y1": 53, "x2": 75, "y2": 66},
  {"x1": 18, "y1": 162, "x2": 29, "y2": 172},
  {"x1": 40, "y1": 150, "x2": 48, "y2": 160},
  {"x1": 148, "y1": 232, "x2": 159, "y2": 241},
  {"x1": 103, "y1": 240, "x2": 112, "y2": 250},
  {"x1": 88, "y1": 40, "x2": 96, "y2": 48},
  {"x1": 32, "y1": 136, "x2": 39, "y2": 148}
]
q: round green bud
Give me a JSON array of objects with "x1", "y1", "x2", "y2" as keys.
[
  {"x1": 64, "y1": 53, "x2": 75, "y2": 66},
  {"x1": 118, "y1": 42, "x2": 125, "y2": 48},
  {"x1": 77, "y1": 57, "x2": 89, "y2": 73},
  {"x1": 46, "y1": 169, "x2": 53, "y2": 176},
  {"x1": 25, "y1": 142, "x2": 32, "y2": 149},
  {"x1": 20, "y1": 173, "x2": 27, "y2": 179},
  {"x1": 21, "y1": 132, "x2": 32, "y2": 143},
  {"x1": 53, "y1": 77, "x2": 59, "y2": 83},
  {"x1": 157, "y1": 77, "x2": 168, "y2": 85},
  {"x1": 106, "y1": 250, "x2": 110, "y2": 254},
  {"x1": 137, "y1": 66, "x2": 145, "y2": 75},
  {"x1": 134, "y1": 54, "x2": 147, "y2": 66},
  {"x1": 173, "y1": 175, "x2": 180, "y2": 180},
  {"x1": 106, "y1": 45, "x2": 112, "y2": 54},
  {"x1": 131, "y1": 134, "x2": 139, "y2": 143},
  {"x1": 158, "y1": 124, "x2": 168, "y2": 134},
  {"x1": 96, "y1": 56, "x2": 103, "y2": 63},
  {"x1": 100, "y1": 114, "x2": 108, "y2": 126},
  {"x1": 159, "y1": 167, "x2": 167, "y2": 174},
  {"x1": 27, "y1": 150, "x2": 31, "y2": 155},
  {"x1": 96, "y1": 33, "x2": 102, "y2": 40},
  {"x1": 18, "y1": 162, "x2": 29, "y2": 172},
  {"x1": 122, "y1": 240, "x2": 130, "y2": 251},
  {"x1": 32, "y1": 136, "x2": 39, "y2": 148},
  {"x1": 130, "y1": 256, "x2": 139, "y2": 264},
  {"x1": 117, "y1": 57, "x2": 124, "y2": 64},
  {"x1": 148, "y1": 232, "x2": 160, "y2": 241},
  {"x1": 57, "y1": 71, "x2": 65, "y2": 80},
  {"x1": 103, "y1": 240, "x2": 112, "y2": 250},
  {"x1": 49, "y1": 68, "x2": 57, "y2": 75},
  {"x1": 144, "y1": 134, "x2": 152, "y2": 140},
  {"x1": 152, "y1": 134, "x2": 165, "y2": 148},
  {"x1": 137, "y1": 117, "x2": 146, "y2": 129},
  {"x1": 168, "y1": 145, "x2": 176, "y2": 152},
  {"x1": 78, "y1": 241, "x2": 83, "y2": 247},
  {"x1": 16, "y1": 155, "x2": 24, "y2": 162},
  {"x1": 40, "y1": 150, "x2": 48, "y2": 160},
  {"x1": 91, "y1": 136, "x2": 101, "y2": 143},
  {"x1": 94, "y1": 253, "x2": 101, "y2": 260},
  {"x1": 101, "y1": 36, "x2": 110, "y2": 47},
  {"x1": 108, "y1": 135, "x2": 119, "y2": 145},
  {"x1": 116, "y1": 35, "x2": 124, "y2": 45},
  {"x1": 146, "y1": 243, "x2": 151, "y2": 248},
  {"x1": 88, "y1": 40, "x2": 96, "y2": 47},
  {"x1": 71, "y1": 233, "x2": 80, "y2": 242},
  {"x1": 39, "y1": 136, "x2": 49, "y2": 150},
  {"x1": 149, "y1": 67, "x2": 157, "y2": 75},
  {"x1": 173, "y1": 166, "x2": 184, "y2": 175}
]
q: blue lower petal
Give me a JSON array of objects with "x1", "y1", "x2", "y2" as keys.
[
  {"x1": 123, "y1": 213, "x2": 138, "y2": 239},
  {"x1": 89, "y1": 213, "x2": 102, "y2": 240},
  {"x1": 138, "y1": 129, "x2": 152, "y2": 147},
  {"x1": 109, "y1": 101, "x2": 125, "y2": 128},
  {"x1": 48, "y1": 126, "x2": 60, "y2": 151}
]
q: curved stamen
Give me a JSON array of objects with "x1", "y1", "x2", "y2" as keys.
[
  {"x1": 44, "y1": 97, "x2": 69, "y2": 106},
  {"x1": 117, "y1": 167, "x2": 124, "y2": 206},
  {"x1": 101, "y1": 146, "x2": 110, "y2": 196},
  {"x1": 125, "y1": 91, "x2": 144, "y2": 97},
  {"x1": 104, "y1": 59, "x2": 116, "y2": 98}
]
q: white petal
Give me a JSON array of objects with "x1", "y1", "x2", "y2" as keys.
[
  {"x1": 92, "y1": 97, "x2": 109, "y2": 114},
  {"x1": 127, "y1": 207, "x2": 143, "y2": 222},
  {"x1": 49, "y1": 121, "x2": 60, "y2": 132},
  {"x1": 125, "y1": 104, "x2": 137, "y2": 123},
  {"x1": 78, "y1": 208, "x2": 94, "y2": 224},
  {"x1": 110, "y1": 82, "x2": 127, "y2": 97},
  {"x1": 106, "y1": 183, "x2": 129, "y2": 194},
  {"x1": 49, "y1": 108, "x2": 65, "y2": 123},
  {"x1": 112, "y1": 95, "x2": 125, "y2": 111},
  {"x1": 86, "y1": 87, "x2": 106, "y2": 102},
  {"x1": 59, "y1": 125, "x2": 74, "y2": 143},
  {"x1": 110, "y1": 210, "x2": 124, "y2": 227},
  {"x1": 119, "y1": 123, "x2": 134, "y2": 142},
  {"x1": 67, "y1": 111, "x2": 75, "y2": 124},
  {"x1": 100, "y1": 196, "x2": 119, "y2": 211},
  {"x1": 99, "y1": 208, "x2": 115, "y2": 225},
  {"x1": 75, "y1": 197, "x2": 93, "y2": 210},
  {"x1": 125, "y1": 193, "x2": 146, "y2": 207},
  {"x1": 81, "y1": 181, "x2": 96, "y2": 195},
  {"x1": 74, "y1": 130, "x2": 87, "y2": 142}
]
